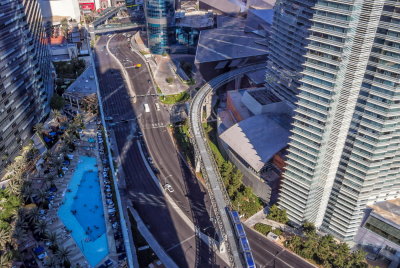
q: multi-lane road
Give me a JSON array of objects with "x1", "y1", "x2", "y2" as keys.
[
  {"x1": 94, "y1": 34, "x2": 225, "y2": 267},
  {"x1": 93, "y1": 32, "x2": 315, "y2": 268}
]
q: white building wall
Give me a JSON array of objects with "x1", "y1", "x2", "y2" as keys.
[{"x1": 39, "y1": 0, "x2": 81, "y2": 21}]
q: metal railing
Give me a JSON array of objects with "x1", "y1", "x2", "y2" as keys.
[{"x1": 189, "y1": 64, "x2": 266, "y2": 268}]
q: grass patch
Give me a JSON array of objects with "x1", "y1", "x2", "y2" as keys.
[
  {"x1": 254, "y1": 223, "x2": 282, "y2": 237},
  {"x1": 159, "y1": 91, "x2": 190, "y2": 104},
  {"x1": 128, "y1": 211, "x2": 159, "y2": 267},
  {"x1": 254, "y1": 223, "x2": 273, "y2": 236},
  {"x1": 172, "y1": 121, "x2": 194, "y2": 165}
]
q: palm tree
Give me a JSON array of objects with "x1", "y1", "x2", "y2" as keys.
[
  {"x1": 33, "y1": 123, "x2": 44, "y2": 134},
  {"x1": 52, "y1": 109, "x2": 63, "y2": 123},
  {"x1": 26, "y1": 207, "x2": 40, "y2": 224},
  {"x1": 12, "y1": 224, "x2": 28, "y2": 245},
  {"x1": 0, "y1": 228, "x2": 11, "y2": 250},
  {"x1": 56, "y1": 246, "x2": 71, "y2": 267},
  {"x1": 6, "y1": 179, "x2": 22, "y2": 196},
  {"x1": 45, "y1": 232, "x2": 59, "y2": 251},
  {"x1": 45, "y1": 256, "x2": 61, "y2": 268},
  {"x1": 35, "y1": 189, "x2": 48, "y2": 207},
  {"x1": 22, "y1": 184, "x2": 34, "y2": 204},
  {"x1": 33, "y1": 220, "x2": 48, "y2": 238},
  {"x1": 0, "y1": 254, "x2": 12, "y2": 268}
]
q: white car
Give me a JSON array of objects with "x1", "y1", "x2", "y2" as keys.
[{"x1": 164, "y1": 184, "x2": 174, "y2": 193}]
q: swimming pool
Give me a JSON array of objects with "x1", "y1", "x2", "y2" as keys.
[{"x1": 58, "y1": 156, "x2": 109, "y2": 267}]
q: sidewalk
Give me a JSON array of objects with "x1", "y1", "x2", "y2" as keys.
[
  {"x1": 244, "y1": 208, "x2": 302, "y2": 236},
  {"x1": 131, "y1": 31, "x2": 189, "y2": 95}
]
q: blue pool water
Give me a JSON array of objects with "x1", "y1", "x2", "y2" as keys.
[{"x1": 58, "y1": 156, "x2": 109, "y2": 267}]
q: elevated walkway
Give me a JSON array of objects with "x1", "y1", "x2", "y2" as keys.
[{"x1": 189, "y1": 63, "x2": 266, "y2": 267}]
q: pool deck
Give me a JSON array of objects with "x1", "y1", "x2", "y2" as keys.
[{"x1": 47, "y1": 114, "x2": 118, "y2": 268}]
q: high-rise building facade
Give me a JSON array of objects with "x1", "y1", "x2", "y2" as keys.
[
  {"x1": 265, "y1": 0, "x2": 314, "y2": 104},
  {"x1": 0, "y1": 0, "x2": 53, "y2": 169},
  {"x1": 144, "y1": 0, "x2": 175, "y2": 54},
  {"x1": 273, "y1": 0, "x2": 400, "y2": 241}
]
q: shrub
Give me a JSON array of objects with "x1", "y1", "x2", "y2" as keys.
[
  {"x1": 165, "y1": 77, "x2": 173, "y2": 84},
  {"x1": 254, "y1": 223, "x2": 272, "y2": 236},
  {"x1": 267, "y1": 204, "x2": 289, "y2": 224}
]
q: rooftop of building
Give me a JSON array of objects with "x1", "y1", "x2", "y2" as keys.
[
  {"x1": 227, "y1": 90, "x2": 252, "y2": 120},
  {"x1": 248, "y1": 8, "x2": 274, "y2": 25},
  {"x1": 247, "y1": 0, "x2": 276, "y2": 9},
  {"x1": 195, "y1": 28, "x2": 269, "y2": 63},
  {"x1": 200, "y1": 0, "x2": 247, "y2": 14},
  {"x1": 369, "y1": 198, "x2": 400, "y2": 226},
  {"x1": 49, "y1": 36, "x2": 66, "y2": 45},
  {"x1": 216, "y1": 15, "x2": 247, "y2": 28},
  {"x1": 247, "y1": 87, "x2": 281, "y2": 105},
  {"x1": 175, "y1": 10, "x2": 214, "y2": 28},
  {"x1": 245, "y1": 69, "x2": 267, "y2": 85},
  {"x1": 64, "y1": 65, "x2": 97, "y2": 99},
  {"x1": 219, "y1": 112, "x2": 291, "y2": 172}
]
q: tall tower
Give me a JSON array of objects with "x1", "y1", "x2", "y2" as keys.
[
  {"x1": 276, "y1": 0, "x2": 400, "y2": 241},
  {"x1": 0, "y1": 0, "x2": 53, "y2": 169},
  {"x1": 265, "y1": 0, "x2": 315, "y2": 104},
  {"x1": 144, "y1": 0, "x2": 175, "y2": 54}
]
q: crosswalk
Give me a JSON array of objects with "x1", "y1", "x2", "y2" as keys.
[{"x1": 128, "y1": 192, "x2": 208, "y2": 215}]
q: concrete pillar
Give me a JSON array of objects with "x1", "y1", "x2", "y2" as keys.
[
  {"x1": 218, "y1": 238, "x2": 226, "y2": 253},
  {"x1": 203, "y1": 93, "x2": 213, "y2": 120},
  {"x1": 234, "y1": 75, "x2": 242, "y2": 91},
  {"x1": 195, "y1": 155, "x2": 201, "y2": 173}
]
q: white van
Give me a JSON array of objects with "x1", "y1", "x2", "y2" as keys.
[
  {"x1": 155, "y1": 103, "x2": 160, "y2": 111},
  {"x1": 144, "y1": 103, "x2": 150, "y2": 113}
]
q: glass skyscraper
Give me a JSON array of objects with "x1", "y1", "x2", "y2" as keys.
[
  {"x1": 268, "y1": 0, "x2": 400, "y2": 241},
  {"x1": 0, "y1": 0, "x2": 53, "y2": 169},
  {"x1": 144, "y1": 0, "x2": 175, "y2": 54}
]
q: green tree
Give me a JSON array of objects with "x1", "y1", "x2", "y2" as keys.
[
  {"x1": 300, "y1": 233, "x2": 319, "y2": 259},
  {"x1": 302, "y1": 221, "x2": 316, "y2": 234},
  {"x1": 315, "y1": 235, "x2": 334, "y2": 265},
  {"x1": 33, "y1": 220, "x2": 48, "y2": 238},
  {"x1": 56, "y1": 246, "x2": 71, "y2": 267},
  {"x1": 286, "y1": 235, "x2": 303, "y2": 254},
  {"x1": 50, "y1": 94, "x2": 65, "y2": 111},
  {"x1": 267, "y1": 205, "x2": 289, "y2": 224},
  {"x1": 0, "y1": 228, "x2": 11, "y2": 250},
  {"x1": 61, "y1": 18, "x2": 69, "y2": 37}
]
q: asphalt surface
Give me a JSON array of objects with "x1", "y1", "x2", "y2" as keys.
[
  {"x1": 246, "y1": 226, "x2": 314, "y2": 268},
  {"x1": 94, "y1": 33, "x2": 225, "y2": 268},
  {"x1": 94, "y1": 32, "x2": 315, "y2": 268}
]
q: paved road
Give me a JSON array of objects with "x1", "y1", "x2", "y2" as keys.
[
  {"x1": 94, "y1": 34, "x2": 226, "y2": 268},
  {"x1": 245, "y1": 226, "x2": 315, "y2": 268}
]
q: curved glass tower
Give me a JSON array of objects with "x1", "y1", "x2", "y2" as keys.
[
  {"x1": 0, "y1": 0, "x2": 53, "y2": 169},
  {"x1": 144, "y1": 0, "x2": 175, "y2": 54}
]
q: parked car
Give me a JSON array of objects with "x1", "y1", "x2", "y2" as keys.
[{"x1": 164, "y1": 184, "x2": 174, "y2": 193}]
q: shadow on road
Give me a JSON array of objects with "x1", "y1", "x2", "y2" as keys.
[{"x1": 94, "y1": 35, "x2": 224, "y2": 267}]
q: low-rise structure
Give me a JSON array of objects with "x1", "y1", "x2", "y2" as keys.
[
  {"x1": 217, "y1": 87, "x2": 293, "y2": 203},
  {"x1": 199, "y1": 0, "x2": 247, "y2": 15},
  {"x1": 63, "y1": 65, "x2": 98, "y2": 114},
  {"x1": 355, "y1": 199, "x2": 400, "y2": 267},
  {"x1": 174, "y1": 10, "x2": 214, "y2": 52},
  {"x1": 39, "y1": 0, "x2": 81, "y2": 21}
]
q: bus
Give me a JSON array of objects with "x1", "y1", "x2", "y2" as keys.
[{"x1": 144, "y1": 103, "x2": 150, "y2": 113}]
